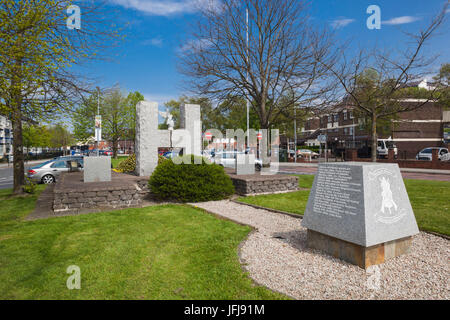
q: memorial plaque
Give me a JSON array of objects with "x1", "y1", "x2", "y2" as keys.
[
  {"x1": 302, "y1": 162, "x2": 419, "y2": 268},
  {"x1": 84, "y1": 156, "x2": 111, "y2": 183}
]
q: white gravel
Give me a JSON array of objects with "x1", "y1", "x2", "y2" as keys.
[{"x1": 192, "y1": 200, "x2": 450, "y2": 300}]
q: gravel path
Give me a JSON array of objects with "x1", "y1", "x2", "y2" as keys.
[{"x1": 192, "y1": 200, "x2": 450, "y2": 300}]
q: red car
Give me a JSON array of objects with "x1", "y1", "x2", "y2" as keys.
[{"x1": 101, "y1": 150, "x2": 113, "y2": 156}]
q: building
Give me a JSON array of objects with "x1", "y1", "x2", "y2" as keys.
[
  {"x1": 0, "y1": 115, "x2": 13, "y2": 158},
  {"x1": 299, "y1": 99, "x2": 448, "y2": 159}
]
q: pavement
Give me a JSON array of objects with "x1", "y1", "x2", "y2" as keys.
[{"x1": 275, "y1": 162, "x2": 450, "y2": 182}]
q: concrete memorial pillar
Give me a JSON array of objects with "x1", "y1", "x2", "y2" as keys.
[
  {"x1": 302, "y1": 162, "x2": 419, "y2": 269},
  {"x1": 84, "y1": 156, "x2": 111, "y2": 182},
  {"x1": 135, "y1": 101, "x2": 201, "y2": 177},
  {"x1": 236, "y1": 154, "x2": 255, "y2": 175}
]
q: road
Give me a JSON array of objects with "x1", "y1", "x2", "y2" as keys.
[
  {"x1": 277, "y1": 165, "x2": 450, "y2": 182},
  {"x1": 0, "y1": 161, "x2": 47, "y2": 190}
]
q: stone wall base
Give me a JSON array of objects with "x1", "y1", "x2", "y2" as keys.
[
  {"x1": 229, "y1": 174, "x2": 299, "y2": 196},
  {"x1": 306, "y1": 229, "x2": 412, "y2": 269}
]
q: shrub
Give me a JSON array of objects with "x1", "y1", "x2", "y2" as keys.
[
  {"x1": 23, "y1": 177, "x2": 37, "y2": 194},
  {"x1": 116, "y1": 153, "x2": 136, "y2": 173},
  {"x1": 149, "y1": 155, "x2": 235, "y2": 202}
]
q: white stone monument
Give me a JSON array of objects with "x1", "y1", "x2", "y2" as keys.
[
  {"x1": 135, "y1": 101, "x2": 202, "y2": 176},
  {"x1": 83, "y1": 156, "x2": 111, "y2": 183},
  {"x1": 236, "y1": 154, "x2": 255, "y2": 175},
  {"x1": 302, "y1": 162, "x2": 419, "y2": 268}
]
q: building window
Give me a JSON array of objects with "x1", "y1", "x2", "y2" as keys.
[
  {"x1": 349, "y1": 111, "x2": 354, "y2": 119},
  {"x1": 349, "y1": 127, "x2": 354, "y2": 135},
  {"x1": 328, "y1": 115, "x2": 332, "y2": 123},
  {"x1": 334, "y1": 114, "x2": 339, "y2": 122},
  {"x1": 343, "y1": 111, "x2": 347, "y2": 120}
]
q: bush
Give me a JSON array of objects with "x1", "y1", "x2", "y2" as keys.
[
  {"x1": 149, "y1": 155, "x2": 235, "y2": 202},
  {"x1": 23, "y1": 177, "x2": 37, "y2": 194},
  {"x1": 116, "y1": 153, "x2": 136, "y2": 173}
]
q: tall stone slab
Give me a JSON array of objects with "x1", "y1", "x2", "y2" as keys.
[
  {"x1": 302, "y1": 162, "x2": 419, "y2": 268},
  {"x1": 83, "y1": 156, "x2": 111, "y2": 183},
  {"x1": 236, "y1": 154, "x2": 255, "y2": 175},
  {"x1": 135, "y1": 101, "x2": 201, "y2": 177}
]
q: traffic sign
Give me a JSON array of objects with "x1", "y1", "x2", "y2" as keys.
[
  {"x1": 257, "y1": 132, "x2": 263, "y2": 141},
  {"x1": 205, "y1": 132, "x2": 212, "y2": 140}
]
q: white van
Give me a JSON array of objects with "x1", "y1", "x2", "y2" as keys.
[{"x1": 377, "y1": 139, "x2": 398, "y2": 158}]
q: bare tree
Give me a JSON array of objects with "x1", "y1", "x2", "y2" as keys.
[
  {"x1": 179, "y1": 0, "x2": 338, "y2": 132},
  {"x1": 321, "y1": 3, "x2": 448, "y2": 161}
]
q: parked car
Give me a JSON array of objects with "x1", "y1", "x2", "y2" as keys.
[
  {"x1": 211, "y1": 151, "x2": 263, "y2": 171},
  {"x1": 27, "y1": 157, "x2": 84, "y2": 184},
  {"x1": 297, "y1": 149, "x2": 319, "y2": 159},
  {"x1": 377, "y1": 139, "x2": 398, "y2": 158},
  {"x1": 101, "y1": 150, "x2": 113, "y2": 156},
  {"x1": 416, "y1": 147, "x2": 449, "y2": 161},
  {"x1": 162, "y1": 150, "x2": 181, "y2": 159}
]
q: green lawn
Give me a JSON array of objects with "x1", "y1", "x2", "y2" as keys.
[
  {"x1": 238, "y1": 175, "x2": 450, "y2": 236},
  {"x1": 0, "y1": 188, "x2": 285, "y2": 300},
  {"x1": 111, "y1": 156, "x2": 128, "y2": 169}
]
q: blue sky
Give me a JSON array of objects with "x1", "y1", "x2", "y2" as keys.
[{"x1": 77, "y1": 0, "x2": 450, "y2": 105}]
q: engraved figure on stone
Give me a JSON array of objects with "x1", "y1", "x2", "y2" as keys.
[
  {"x1": 158, "y1": 110, "x2": 175, "y2": 131},
  {"x1": 379, "y1": 177, "x2": 397, "y2": 214}
]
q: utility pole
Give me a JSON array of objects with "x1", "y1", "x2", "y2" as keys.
[
  {"x1": 95, "y1": 87, "x2": 101, "y2": 157},
  {"x1": 246, "y1": 8, "x2": 250, "y2": 151},
  {"x1": 294, "y1": 105, "x2": 297, "y2": 163}
]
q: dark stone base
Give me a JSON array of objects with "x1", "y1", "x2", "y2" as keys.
[
  {"x1": 226, "y1": 170, "x2": 299, "y2": 196},
  {"x1": 53, "y1": 172, "x2": 150, "y2": 212},
  {"x1": 306, "y1": 229, "x2": 412, "y2": 269}
]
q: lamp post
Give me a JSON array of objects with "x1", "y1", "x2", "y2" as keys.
[{"x1": 95, "y1": 87, "x2": 101, "y2": 157}]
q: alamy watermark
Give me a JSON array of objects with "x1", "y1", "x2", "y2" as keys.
[
  {"x1": 66, "y1": 265, "x2": 81, "y2": 290},
  {"x1": 367, "y1": 5, "x2": 381, "y2": 30},
  {"x1": 66, "y1": 5, "x2": 81, "y2": 30}
]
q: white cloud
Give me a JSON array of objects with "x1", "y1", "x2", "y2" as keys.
[
  {"x1": 382, "y1": 16, "x2": 421, "y2": 25},
  {"x1": 177, "y1": 38, "x2": 213, "y2": 54},
  {"x1": 331, "y1": 18, "x2": 355, "y2": 29},
  {"x1": 109, "y1": 0, "x2": 220, "y2": 16},
  {"x1": 141, "y1": 37, "x2": 163, "y2": 47}
]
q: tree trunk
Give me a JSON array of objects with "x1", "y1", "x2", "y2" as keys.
[
  {"x1": 113, "y1": 138, "x2": 118, "y2": 159},
  {"x1": 371, "y1": 113, "x2": 378, "y2": 162},
  {"x1": 12, "y1": 101, "x2": 25, "y2": 194}
]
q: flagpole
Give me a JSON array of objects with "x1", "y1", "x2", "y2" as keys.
[{"x1": 246, "y1": 8, "x2": 250, "y2": 150}]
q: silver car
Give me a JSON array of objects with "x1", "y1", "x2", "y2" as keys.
[
  {"x1": 27, "y1": 157, "x2": 84, "y2": 184},
  {"x1": 416, "y1": 147, "x2": 449, "y2": 161}
]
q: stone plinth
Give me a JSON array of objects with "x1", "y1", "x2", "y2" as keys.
[
  {"x1": 302, "y1": 162, "x2": 419, "y2": 268},
  {"x1": 307, "y1": 230, "x2": 412, "y2": 269},
  {"x1": 227, "y1": 171, "x2": 298, "y2": 196},
  {"x1": 54, "y1": 172, "x2": 150, "y2": 213},
  {"x1": 84, "y1": 156, "x2": 111, "y2": 183},
  {"x1": 236, "y1": 154, "x2": 255, "y2": 175}
]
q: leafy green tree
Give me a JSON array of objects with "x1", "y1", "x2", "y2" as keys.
[
  {"x1": 22, "y1": 124, "x2": 51, "y2": 152},
  {"x1": 72, "y1": 89, "x2": 143, "y2": 158},
  {"x1": 0, "y1": 0, "x2": 120, "y2": 193},
  {"x1": 433, "y1": 63, "x2": 450, "y2": 110},
  {"x1": 48, "y1": 124, "x2": 75, "y2": 155}
]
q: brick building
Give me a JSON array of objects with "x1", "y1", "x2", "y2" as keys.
[{"x1": 299, "y1": 99, "x2": 449, "y2": 159}]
